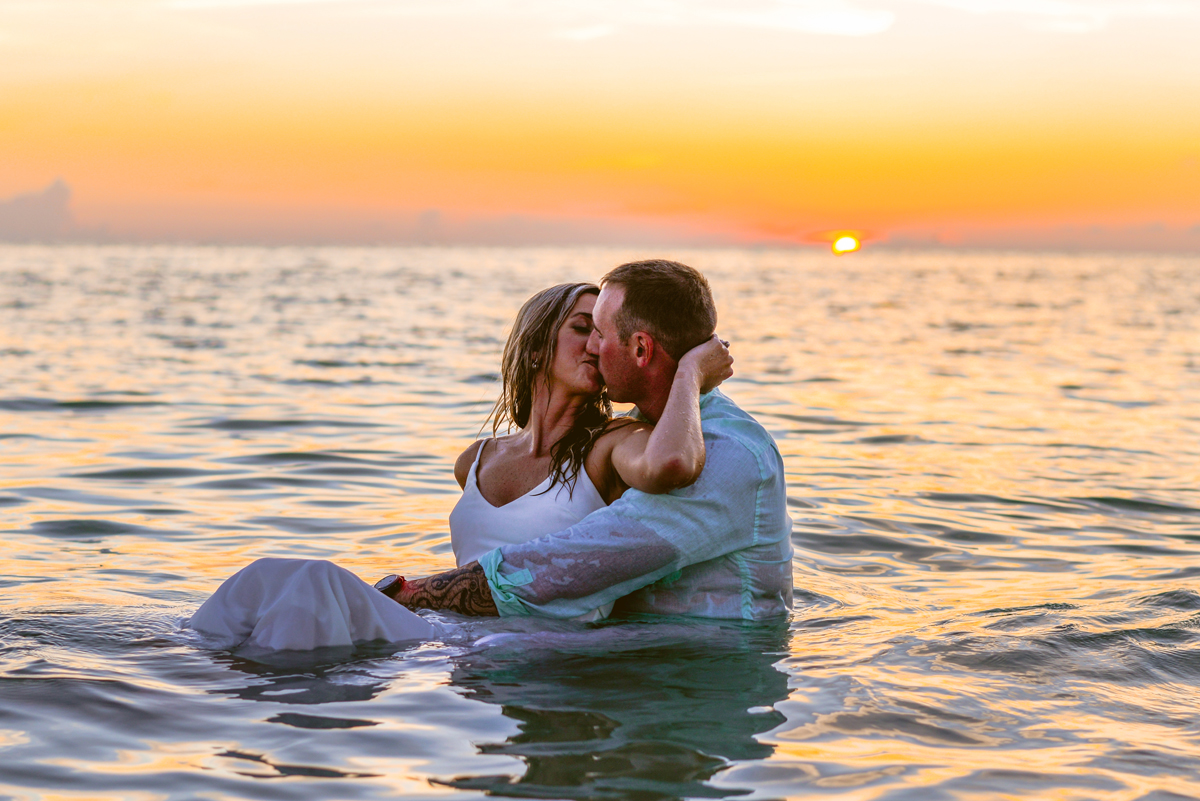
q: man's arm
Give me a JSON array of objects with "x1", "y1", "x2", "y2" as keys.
[{"x1": 393, "y1": 561, "x2": 498, "y2": 616}]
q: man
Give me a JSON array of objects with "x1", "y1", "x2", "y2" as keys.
[{"x1": 387, "y1": 259, "x2": 793, "y2": 620}]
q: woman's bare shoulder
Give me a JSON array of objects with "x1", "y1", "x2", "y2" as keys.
[{"x1": 453, "y1": 439, "x2": 486, "y2": 489}]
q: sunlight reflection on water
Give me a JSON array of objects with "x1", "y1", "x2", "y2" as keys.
[{"x1": 1, "y1": 245, "x2": 1198, "y2": 799}]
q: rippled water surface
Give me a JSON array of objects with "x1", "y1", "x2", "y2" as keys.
[{"x1": 1, "y1": 245, "x2": 1199, "y2": 800}]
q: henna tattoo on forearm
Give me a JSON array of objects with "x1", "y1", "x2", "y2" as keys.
[{"x1": 394, "y1": 561, "x2": 498, "y2": 616}]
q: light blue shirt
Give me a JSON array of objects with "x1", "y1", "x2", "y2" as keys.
[{"x1": 479, "y1": 389, "x2": 794, "y2": 620}]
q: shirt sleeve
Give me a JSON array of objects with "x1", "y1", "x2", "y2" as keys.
[{"x1": 478, "y1": 433, "x2": 767, "y2": 618}]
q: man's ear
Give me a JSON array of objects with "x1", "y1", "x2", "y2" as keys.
[{"x1": 631, "y1": 332, "x2": 655, "y2": 368}]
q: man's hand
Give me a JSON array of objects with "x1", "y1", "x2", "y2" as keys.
[{"x1": 391, "y1": 561, "x2": 499, "y2": 616}]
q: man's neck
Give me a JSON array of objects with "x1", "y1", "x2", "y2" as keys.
[{"x1": 630, "y1": 364, "x2": 677, "y2": 424}]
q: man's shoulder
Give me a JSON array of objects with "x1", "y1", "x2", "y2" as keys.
[{"x1": 699, "y1": 390, "x2": 779, "y2": 457}]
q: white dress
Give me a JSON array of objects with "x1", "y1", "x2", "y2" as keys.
[
  {"x1": 187, "y1": 442, "x2": 608, "y2": 651},
  {"x1": 449, "y1": 440, "x2": 607, "y2": 564}
]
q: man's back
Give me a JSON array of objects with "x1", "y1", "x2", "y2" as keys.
[
  {"x1": 612, "y1": 391, "x2": 794, "y2": 618},
  {"x1": 480, "y1": 390, "x2": 794, "y2": 620}
]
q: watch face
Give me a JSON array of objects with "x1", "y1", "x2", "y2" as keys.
[{"x1": 374, "y1": 574, "x2": 402, "y2": 596}]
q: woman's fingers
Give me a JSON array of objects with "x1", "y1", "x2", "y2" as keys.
[
  {"x1": 688, "y1": 335, "x2": 733, "y2": 392},
  {"x1": 680, "y1": 334, "x2": 734, "y2": 392}
]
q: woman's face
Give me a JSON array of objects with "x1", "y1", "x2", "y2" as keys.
[{"x1": 547, "y1": 293, "x2": 602, "y2": 397}]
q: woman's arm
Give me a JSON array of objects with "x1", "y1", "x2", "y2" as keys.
[{"x1": 609, "y1": 335, "x2": 733, "y2": 494}]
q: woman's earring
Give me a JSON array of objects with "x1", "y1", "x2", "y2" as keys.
[{"x1": 532, "y1": 358, "x2": 540, "y2": 369}]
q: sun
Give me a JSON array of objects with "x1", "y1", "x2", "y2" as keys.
[{"x1": 832, "y1": 235, "x2": 861, "y2": 255}]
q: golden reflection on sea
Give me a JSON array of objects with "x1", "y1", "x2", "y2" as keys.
[{"x1": 0, "y1": 245, "x2": 1197, "y2": 800}]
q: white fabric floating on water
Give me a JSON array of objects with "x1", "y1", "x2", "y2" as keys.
[{"x1": 187, "y1": 557, "x2": 436, "y2": 651}]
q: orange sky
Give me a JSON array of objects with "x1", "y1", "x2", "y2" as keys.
[{"x1": 2, "y1": 0, "x2": 1198, "y2": 248}]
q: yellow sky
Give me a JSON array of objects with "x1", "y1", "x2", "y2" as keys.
[{"x1": 2, "y1": 0, "x2": 1198, "y2": 248}]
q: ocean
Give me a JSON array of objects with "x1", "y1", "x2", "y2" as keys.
[{"x1": 1, "y1": 244, "x2": 1198, "y2": 799}]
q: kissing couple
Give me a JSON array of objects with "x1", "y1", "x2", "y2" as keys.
[{"x1": 188, "y1": 259, "x2": 794, "y2": 651}]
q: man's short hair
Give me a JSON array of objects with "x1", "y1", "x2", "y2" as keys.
[{"x1": 601, "y1": 259, "x2": 717, "y2": 361}]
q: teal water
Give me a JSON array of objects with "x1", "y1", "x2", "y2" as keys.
[{"x1": 1, "y1": 245, "x2": 1198, "y2": 800}]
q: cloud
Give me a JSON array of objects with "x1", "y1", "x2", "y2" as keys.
[
  {"x1": 0, "y1": 179, "x2": 77, "y2": 242},
  {"x1": 914, "y1": 0, "x2": 1200, "y2": 33},
  {"x1": 885, "y1": 221, "x2": 1200, "y2": 252},
  {"x1": 552, "y1": 24, "x2": 618, "y2": 41},
  {"x1": 50, "y1": 0, "x2": 1200, "y2": 37},
  {"x1": 162, "y1": 0, "x2": 896, "y2": 37},
  {"x1": 115, "y1": 0, "x2": 1200, "y2": 40},
  {"x1": 695, "y1": 2, "x2": 894, "y2": 36},
  {"x1": 164, "y1": 0, "x2": 353, "y2": 7},
  {"x1": 71, "y1": 198, "x2": 747, "y2": 246}
]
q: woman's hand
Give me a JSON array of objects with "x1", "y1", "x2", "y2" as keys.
[
  {"x1": 609, "y1": 334, "x2": 731, "y2": 495},
  {"x1": 678, "y1": 335, "x2": 734, "y2": 393}
]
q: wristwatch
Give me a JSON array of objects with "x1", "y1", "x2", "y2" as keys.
[{"x1": 374, "y1": 574, "x2": 405, "y2": 598}]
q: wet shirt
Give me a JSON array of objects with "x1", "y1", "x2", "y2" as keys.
[{"x1": 479, "y1": 389, "x2": 794, "y2": 620}]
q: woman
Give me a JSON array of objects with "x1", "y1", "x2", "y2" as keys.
[{"x1": 188, "y1": 283, "x2": 730, "y2": 651}]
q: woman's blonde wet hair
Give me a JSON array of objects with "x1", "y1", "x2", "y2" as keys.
[{"x1": 487, "y1": 282, "x2": 613, "y2": 495}]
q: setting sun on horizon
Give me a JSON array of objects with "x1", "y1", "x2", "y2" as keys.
[
  {"x1": 832, "y1": 235, "x2": 861, "y2": 255},
  {"x1": 2, "y1": 1, "x2": 1198, "y2": 250}
]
